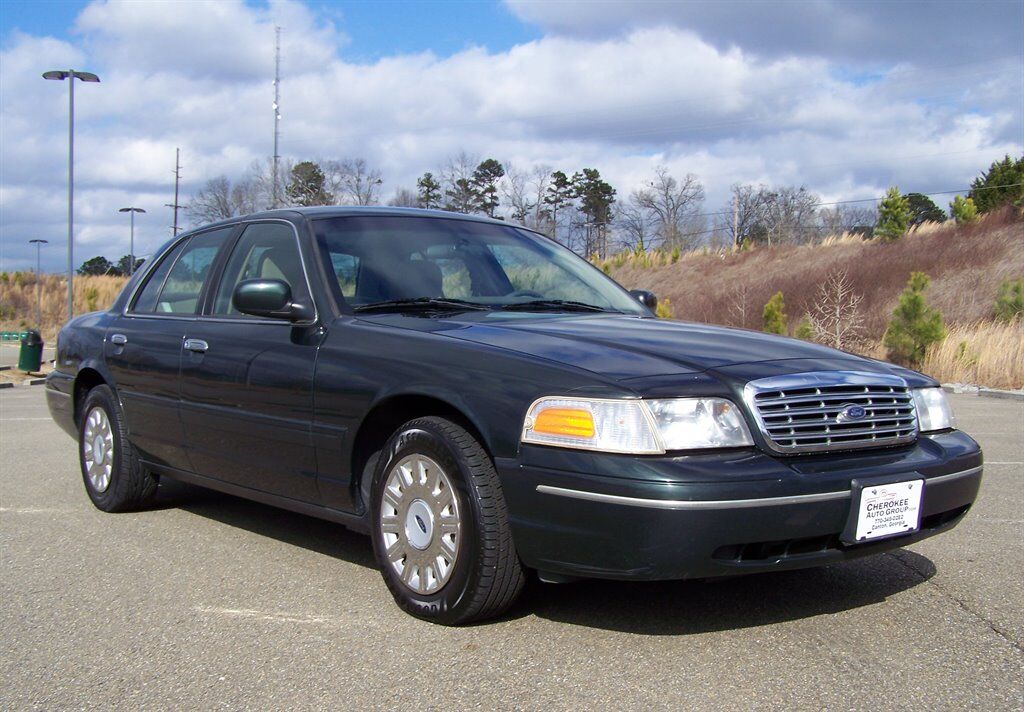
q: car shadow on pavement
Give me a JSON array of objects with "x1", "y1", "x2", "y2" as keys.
[
  {"x1": 149, "y1": 479, "x2": 937, "y2": 633},
  {"x1": 520, "y1": 550, "x2": 936, "y2": 634},
  {"x1": 152, "y1": 478, "x2": 378, "y2": 570}
]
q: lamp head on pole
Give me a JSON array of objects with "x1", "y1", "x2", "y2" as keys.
[
  {"x1": 29, "y1": 239, "x2": 49, "y2": 246},
  {"x1": 43, "y1": 70, "x2": 100, "y2": 83},
  {"x1": 119, "y1": 207, "x2": 146, "y2": 214}
]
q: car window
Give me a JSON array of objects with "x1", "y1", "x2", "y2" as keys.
[
  {"x1": 131, "y1": 239, "x2": 186, "y2": 313},
  {"x1": 153, "y1": 228, "x2": 230, "y2": 314},
  {"x1": 212, "y1": 222, "x2": 309, "y2": 316},
  {"x1": 488, "y1": 244, "x2": 606, "y2": 304},
  {"x1": 311, "y1": 216, "x2": 644, "y2": 314},
  {"x1": 329, "y1": 252, "x2": 360, "y2": 298}
]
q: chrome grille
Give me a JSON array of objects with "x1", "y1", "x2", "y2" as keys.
[{"x1": 743, "y1": 372, "x2": 918, "y2": 454}]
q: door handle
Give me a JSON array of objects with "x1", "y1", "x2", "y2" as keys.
[
  {"x1": 184, "y1": 338, "x2": 209, "y2": 353},
  {"x1": 110, "y1": 333, "x2": 127, "y2": 346}
]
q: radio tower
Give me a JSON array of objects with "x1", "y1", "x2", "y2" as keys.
[{"x1": 272, "y1": 26, "x2": 282, "y2": 209}]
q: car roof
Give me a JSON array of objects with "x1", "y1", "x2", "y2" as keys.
[{"x1": 184, "y1": 206, "x2": 516, "y2": 236}]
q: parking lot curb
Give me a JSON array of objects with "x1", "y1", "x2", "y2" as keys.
[
  {"x1": 28, "y1": 378, "x2": 46, "y2": 386},
  {"x1": 0, "y1": 382, "x2": 12, "y2": 389},
  {"x1": 943, "y1": 383, "x2": 1024, "y2": 401}
]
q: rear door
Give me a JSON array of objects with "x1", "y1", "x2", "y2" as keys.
[
  {"x1": 105, "y1": 227, "x2": 234, "y2": 470},
  {"x1": 178, "y1": 220, "x2": 323, "y2": 502}
]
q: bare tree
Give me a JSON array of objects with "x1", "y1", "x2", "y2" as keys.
[
  {"x1": 188, "y1": 176, "x2": 235, "y2": 225},
  {"x1": 388, "y1": 187, "x2": 419, "y2": 208},
  {"x1": 808, "y1": 269, "x2": 866, "y2": 350},
  {"x1": 615, "y1": 201, "x2": 655, "y2": 251},
  {"x1": 818, "y1": 205, "x2": 876, "y2": 238},
  {"x1": 632, "y1": 167, "x2": 705, "y2": 249},
  {"x1": 728, "y1": 284, "x2": 753, "y2": 329},
  {"x1": 528, "y1": 165, "x2": 553, "y2": 234},
  {"x1": 324, "y1": 158, "x2": 383, "y2": 206},
  {"x1": 502, "y1": 163, "x2": 535, "y2": 225},
  {"x1": 720, "y1": 183, "x2": 820, "y2": 247}
]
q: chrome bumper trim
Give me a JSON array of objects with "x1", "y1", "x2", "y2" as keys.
[{"x1": 535, "y1": 466, "x2": 982, "y2": 510}]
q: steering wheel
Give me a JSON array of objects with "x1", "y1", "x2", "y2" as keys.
[{"x1": 508, "y1": 289, "x2": 544, "y2": 299}]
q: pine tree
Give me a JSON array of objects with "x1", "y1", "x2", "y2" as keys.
[
  {"x1": 950, "y1": 195, "x2": 978, "y2": 224},
  {"x1": 994, "y1": 279, "x2": 1024, "y2": 322},
  {"x1": 794, "y1": 315, "x2": 813, "y2": 340},
  {"x1": 968, "y1": 154, "x2": 1024, "y2": 213},
  {"x1": 286, "y1": 161, "x2": 332, "y2": 206},
  {"x1": 762, "y1": 291, "x2": 787, "y2": 334},
  {"x1": 416, "y1": 173, "x2": 442, "y2": 209},
  {"x1": 883, "y1": 272, "x2": 946, "y2": 366},
  {"x1": 875, "y1": 187, "x2": 911, "y2": 241},
  {"x1": 904, "y1": 192, "x2": 946, "y2": 227},
  {"x1": 471, "y1": 159, "x2": 505, "y2": 217},
  {"x1": 542, "y1": 171, "x2": 575, "y2": 244}
]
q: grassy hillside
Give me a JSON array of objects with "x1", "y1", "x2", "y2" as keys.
[
  {"x1": 598, "y1": 208, "x2": 1024, "y2": 388},
  {"x1": 0, "y1": 274, "x2": 127, "y2": 341}
]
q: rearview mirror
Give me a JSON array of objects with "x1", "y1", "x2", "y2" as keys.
[
  {"x1": 629, "y1": 289, "x2": 658, "y2": 311},
  {"x1": 233, "y1": 279, "x2": 313, "y2": 322}
]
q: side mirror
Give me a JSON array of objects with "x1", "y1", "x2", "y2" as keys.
[
  {"x1": 629, "y1": 289, "x2": 658, "y2": 311},
  {"x1": 233, "y1": 279, "x2": 313, "y2": 322}
]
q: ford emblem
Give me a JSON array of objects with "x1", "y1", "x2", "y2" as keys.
[{"x1": 837, "y1": 404, "x2": 867, "y2": 423}]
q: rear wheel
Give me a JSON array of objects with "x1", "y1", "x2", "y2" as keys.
[
  {"x1": 370, "y1": 417, "x2": 525, "y2": 625},
  {"x1": 79, "y1": 385, "x2": 158, "y2": 512}
]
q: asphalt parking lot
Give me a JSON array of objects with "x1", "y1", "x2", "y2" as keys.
[{"x1": 1, "y1": 388, "x2": 1021, "y2": 710}]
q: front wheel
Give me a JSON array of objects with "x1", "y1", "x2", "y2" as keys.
[
  {"x1": 79, "y1": 384, "x2": 158, "y2": 512},
  {"x1": 370, "y1": 417, "x2": 525, "y2": 625}
]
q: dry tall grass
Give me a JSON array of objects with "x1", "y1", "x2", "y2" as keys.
[
  {"x1": 0, "y1": 273, "x2": 128, "y2": 340},
  {"x1": 921, "y1": 320, "x2": 1024, "y2": 390}
]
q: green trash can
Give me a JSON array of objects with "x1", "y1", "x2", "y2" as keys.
[{"x1": 18, "y1": 329, "x2": 43, "y2": 373}]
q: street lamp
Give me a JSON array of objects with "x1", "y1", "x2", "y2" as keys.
[
  {"x1": 28, "y1": 239, "x2": 49, "y2": 328},
  {"x1": 43, "y1": 69, "x2": 100, "y2": 322},
  {"x1": 118, "y1": 207, "x2": 145, "y2": 276}
]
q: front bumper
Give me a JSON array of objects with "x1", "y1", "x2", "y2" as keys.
[{"x1": 496, "y1": 430, "x2": 982, "y2": 581}]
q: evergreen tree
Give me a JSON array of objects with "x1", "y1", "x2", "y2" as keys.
[
  {"x1": 762, "y1": 291, "x2": 787, "y2": 334},
  {"x1": 78, "y1": 256, "x2": 115, "y2": 276},
  {"x1": 542, "y1": 171, "x2": 575, "y2": 244},
  {"x1": 286, "y1": 161, "x2": 332, "y2": 206},
  {"x1": 950, "y1": 195, "x2": 978, "y2": 224},
  {"x1": 416, "y1": 172, "x2": 442, "y2": 209},
  {"x1": 794, "y1": 315, "x2": 813, "y2": 340},
  {"x1": 875, "y1": 187, "x2": 911, "y2": 241},
  {"x1": 968, "y1": 154, "x2": 1024, "y2": 213},
  {"x1": 904, "y1": 192, "x2": 946, "y2": 227},
  {"x1": 883, "y1": 272, "x2": 946, "y2": 366},
  {"x1": 471, "y1": 158, "x2": 505, "y2": 217},
  {"x1": 994, "y1": 278, "x2": 1024, "y2": 322},
  {"x1": 573, "y1": 168, "x2": 616, "y2": 257}
]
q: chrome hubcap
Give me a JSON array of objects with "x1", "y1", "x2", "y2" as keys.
[
  {"x1": 379, "y1": 454, "x2": 461, "y2": 594},
  {"x1": 82, "y1": 406, "x2": 114, "y2": 493}
]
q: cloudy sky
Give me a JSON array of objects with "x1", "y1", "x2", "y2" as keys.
[{"x1": 1, "y1": 0, "x2": 1021, "y2": 271}]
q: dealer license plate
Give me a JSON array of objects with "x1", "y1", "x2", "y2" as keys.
[{"x1": 853, "y1": 479, "x2": 924, "y2": 542}]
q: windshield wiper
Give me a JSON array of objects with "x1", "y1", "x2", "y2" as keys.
[
  {"x1": 354, "y1": 297, "x2": 491, "y2": 314},
  {"x1": 499, "y1": 299, "x2": 614, "y2": 313}
]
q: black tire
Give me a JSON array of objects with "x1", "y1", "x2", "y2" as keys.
[
  {"x1": 370, "y1": 417, "x2": 525, "y2": 625},
  {"x1": 79, "y1": 384, "x2": 158, "y2": 512}
]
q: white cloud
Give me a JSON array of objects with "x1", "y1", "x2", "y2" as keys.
[{"x1": 0, "y1": 0, "x2": 1020, "y2": 272}]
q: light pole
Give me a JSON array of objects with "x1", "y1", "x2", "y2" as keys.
[
  {"x1": 29, "y1": 239, "x2": 48, "y2": 327},
  {"x1": 118, "y1": 207, "x2": 145, "y2": 276},
  {"x1": 43, "y1": 69, "x2": 100, "y2": 322}
]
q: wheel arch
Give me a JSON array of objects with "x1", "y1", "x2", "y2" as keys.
[
  {"x1": 73, "y1": 366, "x2": 109, "y2": 428},
  {"x1": 351, "y1": 392, "x2": 492, "y2": 512}
]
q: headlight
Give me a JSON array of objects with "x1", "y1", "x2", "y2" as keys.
[
  {"x1": 913, "y1": 387, "x2": 955, "y2": 432},
  {"x1": 522, "y1": 396, "x2": 753, "y2": 454}
]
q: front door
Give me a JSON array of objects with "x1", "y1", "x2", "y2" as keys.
[
  {"x1": 178, "y1": 221, "x2": 322, "y2": 503},
  {"x1": 105, "y1": 227, "x2": 231, "y2": 470}
]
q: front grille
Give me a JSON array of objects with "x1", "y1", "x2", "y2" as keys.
[{"x1": 744, "y1": 372, "x2": 918, "y2": 454}]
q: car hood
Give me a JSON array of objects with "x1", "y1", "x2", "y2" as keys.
[{"x1": 435, "y1": 313, "x2": 893, "y2": 381}]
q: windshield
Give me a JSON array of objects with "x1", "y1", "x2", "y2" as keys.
[{"x1": 311, "y1": 215, "x2": 648, "y2": 315}]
